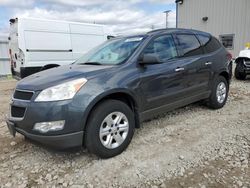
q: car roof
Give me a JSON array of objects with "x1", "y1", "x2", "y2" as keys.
[
  {"x1": 147, "y1": 28, "x2": 211, "y2": 37},
  {"x1": 112, "y1": 28, "x2": 211, "y2": 41}
]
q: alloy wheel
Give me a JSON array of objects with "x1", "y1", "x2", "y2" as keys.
[
  {"x1": 99, "y1": 112, "x2": 129, "y2": 149},
  {"x1": 216, "y1": 82, "x2": 227, "y2": 104}
]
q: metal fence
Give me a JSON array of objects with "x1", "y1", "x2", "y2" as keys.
[{"x1": 0, "y1": 34, "x2": 11, "y2": 76}]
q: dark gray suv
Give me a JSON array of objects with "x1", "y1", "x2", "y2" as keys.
[{"x1": 6, "y1": 29, "x2": 232, "y2": 158}]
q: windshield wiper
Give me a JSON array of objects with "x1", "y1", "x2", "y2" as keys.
[{"x1": 80, "y1": 62, "x2": 102, "y2": 65}]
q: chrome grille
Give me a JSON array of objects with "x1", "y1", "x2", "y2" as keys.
[{"x1": 244, "y1": 60, "x2": 250, "y2": 67}]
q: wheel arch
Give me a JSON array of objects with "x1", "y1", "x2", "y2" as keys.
[
  {"x1": 83, "y1": 90, "x2": 141, "y2": 132},
  {"x1": 219, "y1": 71, "x2": 230, "y2": 85},
  {"x1": 235, "y1": 57, "x2": 250, "y2": 63}
]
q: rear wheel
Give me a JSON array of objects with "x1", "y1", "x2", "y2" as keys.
[
  {"x1": 235, "y1": 61, "x2": 247, "y2": 80},
  {"x1": 207, "y1": 76, "x2": 229, "y2": 109},
  {"x1": 85, "y1": 100, "x2": 135, "y2": 158}
]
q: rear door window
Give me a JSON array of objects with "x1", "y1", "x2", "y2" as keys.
[
  {"x1": 197, "y1": 34, "x2": 221, "y2": 53},
  {"x1": 143, "y1": 35, "x2": 178, "y2": 62},
  {"x1": 175, "y1": 34, "x2": 203, "y2": 57}
]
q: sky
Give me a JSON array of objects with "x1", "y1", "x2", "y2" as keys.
[{"x1": 0, "y1": 0, "x2": 176, "y2": 35}]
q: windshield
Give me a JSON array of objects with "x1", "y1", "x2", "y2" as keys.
[{"x1": 75, "y1": 36, "x2": 145, "y2": 65}]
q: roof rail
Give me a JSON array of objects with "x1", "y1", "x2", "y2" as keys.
[{"x1": 147, "y1": 29, "x2": 168, "y2": 34}]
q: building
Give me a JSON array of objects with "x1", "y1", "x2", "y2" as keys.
[
  {"x1": 176, "y1": 0, "x2": 250, "y2": 57},
  {"x1": 0, "y1": 33, "x2": 11, "y2": 76}
]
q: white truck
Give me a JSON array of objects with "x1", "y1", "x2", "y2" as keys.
[
  {"x1": 9, "y1": 17, "x2": 113, "y2": 79},
  {"x1": 234, "y1": 43, "x2": 250, "y2": 80}
]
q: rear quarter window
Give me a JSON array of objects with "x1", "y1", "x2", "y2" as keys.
[
  {"x1": 175, "y1": 34, "x2": 203, "y2": 57},
  {"x1": 197, "y1": 34, "x2": 222, "y2": 54}
]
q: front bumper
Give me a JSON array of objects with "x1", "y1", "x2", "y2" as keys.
[
  {"x1": 6, "y1": 119, "x2": 83, "y2": 149},
  {"x1": 6, "y1": 96, "x2": 86, "y2": 149},
  {"x1": 235, "y1": 58, "x2": 250, "y2": 74},
  {"x1": 245, "y1": 67, "x2": 250, "y2": 74},
  {"x1": 237, "y1": 65, "x2": 250, "y2": 74}
]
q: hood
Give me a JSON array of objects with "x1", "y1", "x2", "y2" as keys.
[
  {"x1": 238, "y1": 49, "x2": 250, "y2": 59},
  {"x1": 16, "y1": 64, "x2": 114, "y2": 91}
]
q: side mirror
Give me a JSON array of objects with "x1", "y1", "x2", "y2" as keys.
[{"x1": 139, "y1": 54, "x2": 162, "y2": 65}]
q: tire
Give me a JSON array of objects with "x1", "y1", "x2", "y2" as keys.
[
  {"x1": 235, "y1": 62, "x2": 247, "y2": 80},
  {"x1": 85, "y1": 100, "x2": 135, "y2": 158},
  {"x1": 207, "y1": 76, "x2": 229, "y2": 109}
]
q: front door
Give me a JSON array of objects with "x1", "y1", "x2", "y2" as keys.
[{"x1": 139, "y1": 34, "x2": 188, "y2": 112}]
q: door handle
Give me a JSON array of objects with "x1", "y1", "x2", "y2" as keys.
[
  {"x1": 175, "y1": 67, "x2": 185, "y2": 72},
  {"x1": 205, "y1": 62, "x2": 213, "y2": 66}
]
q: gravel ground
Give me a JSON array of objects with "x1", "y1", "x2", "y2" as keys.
[{"x1": 0, "y1": 78, "x2": 249, "y2": 188}]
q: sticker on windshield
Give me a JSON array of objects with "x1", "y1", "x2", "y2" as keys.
[{"x1": 125, "y1": 37, "x2": 143, "y2": 42}]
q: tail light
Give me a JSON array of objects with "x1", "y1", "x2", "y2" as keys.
[
  {"x1": 9, "y1": 49, "x2": 13, "y2": 62},
  {"x1": 18, "y1": 49, "x2": 25, "y2": 65},
  {"x1": 227, "y1": 52, "x2": 233, "y2": 61},
  {"x1": 9, "y1": 49, "x2": 14, "y2": 68}
]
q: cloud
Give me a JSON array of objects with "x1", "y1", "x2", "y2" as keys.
[
  {"x1": 42, "y1": 0, "x2": 158, "y2": 7},
  {"x1": 37, "y1": 0, "x2": 143, "y2": 9},
  {"x1": 1, "y1": 0, "x2": 176, "y2": 34},
  {"x1": 14, "y1": 7, "x2": 176, "y2": 34},
  {"x1": 43, "y1": 0, "x2": 106, "y2": 6},
  {"x1": 149, "y1": 0, "x2": 176, "y2": 4},
  {"x1": 0, "y1": 0, "x2": 34, "y2": 7}
]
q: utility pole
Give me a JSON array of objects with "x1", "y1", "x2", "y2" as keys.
[
  {"x1": 176, "y1": 3, "x2": 178, "y2": 28},
  {"x1": 163, "y1": 10, "x2": 171, "y2": 28}
]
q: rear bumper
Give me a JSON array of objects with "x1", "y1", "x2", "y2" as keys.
[
  {"x1": 228, "y1": 60, "x2": 233, "y2": 81},
  {"x1": 6, "y1": 119, "x2": 84, "y2": 149}
]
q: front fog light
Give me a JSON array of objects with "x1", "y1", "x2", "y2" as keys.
[{"x1": 33, "y1": 120, "x2": 65, "y2": 133}]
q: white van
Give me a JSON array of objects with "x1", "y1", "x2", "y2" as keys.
[{"x1": 9, "y1": 17, "x2": 113, "y2": 79}]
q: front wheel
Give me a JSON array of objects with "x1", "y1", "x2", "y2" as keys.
[
  {"x1": 85, "y1": 100, "x2": 135, "y2": 158},
  {"x1": 207, "y1": 76, "x2": 229, "y2": 109}
]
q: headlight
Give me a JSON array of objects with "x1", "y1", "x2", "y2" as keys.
[{"x1": 35, "y1": 78, "x2": 87, "y2": 102}]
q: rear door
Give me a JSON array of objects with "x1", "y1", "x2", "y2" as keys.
[
  {"x1": 196, "y1": 34, "x2": 223, "y2": 81},
  {"x1": 174, "y1": 33, "x2": 210, "y2": 96},
  {"x1": 9, "y1": 20, "x2": 20, "y2": 73}
]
